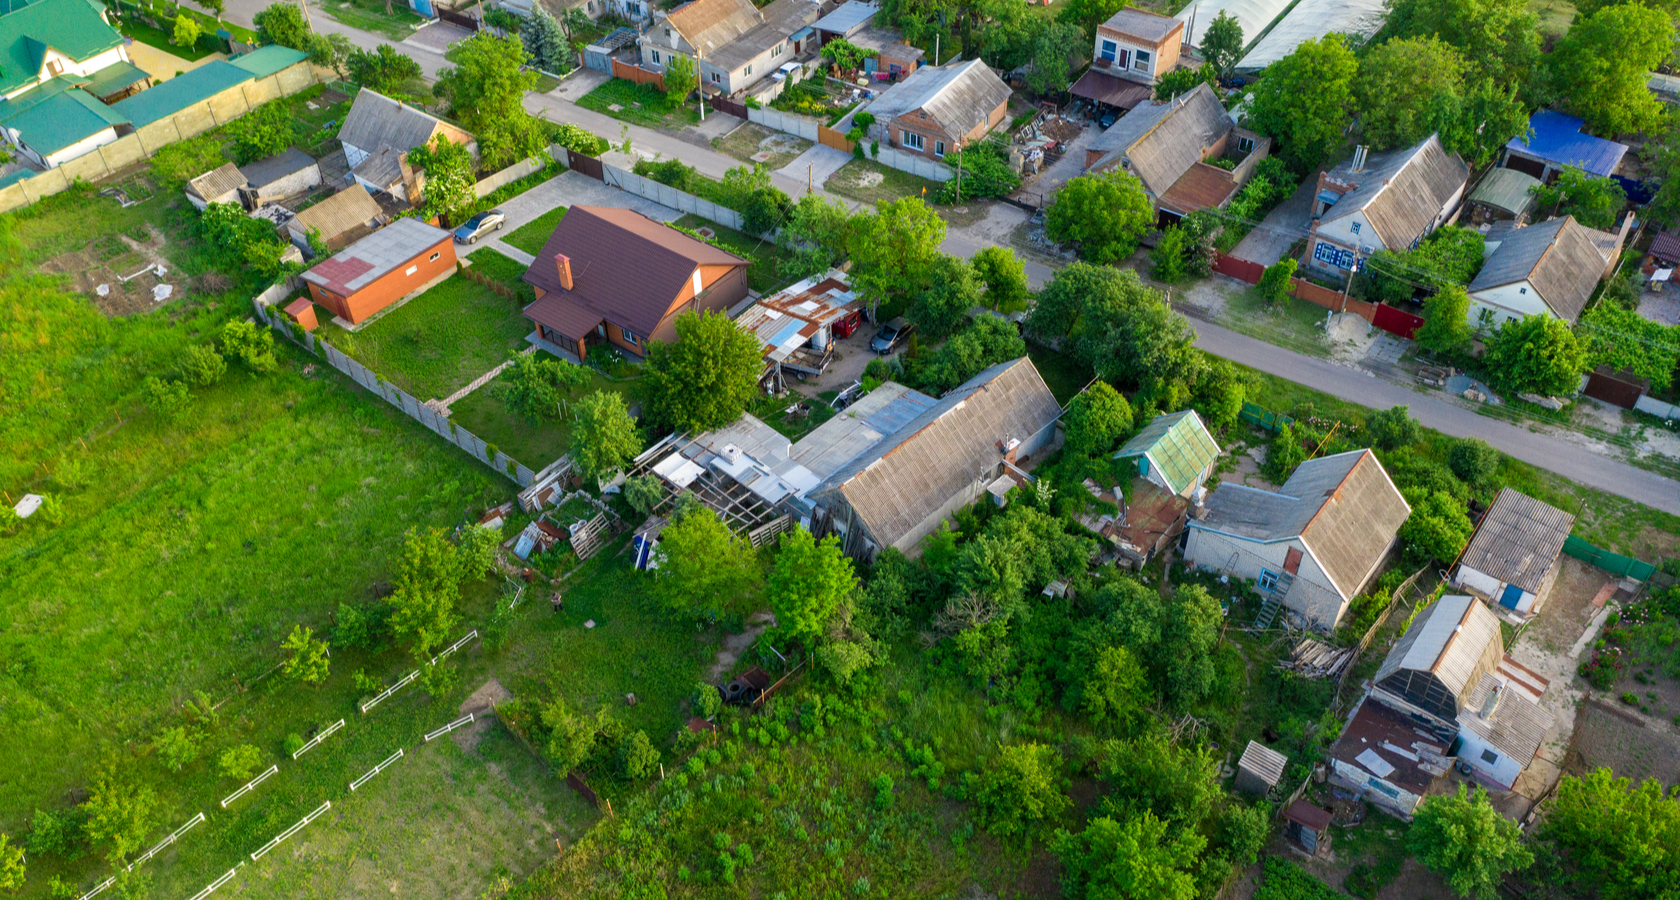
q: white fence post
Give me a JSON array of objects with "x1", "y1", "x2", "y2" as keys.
[
  {"x1": 291, "y1": 718, "x2": 346, "y2": 759},
  {"x1": 187, "y1": 869, "x2": 237, "y2": 900},
  {"x1": 349, "y1": 749, "x2": 405, "y2": 791},
  {"x1": 360, "y1": 670, "x2": 419, "y2": 713},
  {"x1": 250, "y1": 801, "x2": 331, "y2": 860},
  {"x1": 424, "y1": 713, "x2": 476, "y2": 742}
]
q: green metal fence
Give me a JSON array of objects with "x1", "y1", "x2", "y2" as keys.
[
  {"x1": 1561, "y1": 535, "x2": 1658, "y2": 581},
  {"x1": 1238, "y1": 402, "x2": 1295, "y2": 433}
]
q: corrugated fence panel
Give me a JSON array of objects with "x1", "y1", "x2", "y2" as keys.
[{"x1": 1561, "y1": 535, "x2": 1658, "y2": 581}]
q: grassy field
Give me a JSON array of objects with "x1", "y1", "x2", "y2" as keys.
[
  {"x1": 1531, "y1": 0, "x2": 1576, "y2": 39},
  {"x1": 319, "y1": 0, "x2": 427, "y2": 41},
  {"x1": 711, "y1": 122, "x2": 812, "y2": 169},
  {"x1": 319, "y1": 255, "x2": 533, "y2": 401},
  {"x1": 825, "y1": 158, "x2": 942, "y2": 206},
  {"x1": 505, "y1": 205, "x2": 569, "y2": 257},
  {"x1": 577, "y1": 79, "x2": 700, "y2": 129},
  {"x1": 448, "y1": 359, "x2": 635, "y2": 469},
  {"x1": 117, "y1": 20, "x2": 216, "y2": 62},
  {"x1": 1217, "y1": 288, "x2": 1334, "y2": 359}
]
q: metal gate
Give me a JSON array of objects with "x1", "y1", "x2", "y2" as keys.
[
  {"x1": 710, "y1": 96, "x2": 748, "y2": 119},
  {"x1": 1373, "y1": 302, "x2": 1425, "y2": 340},
  {"x1": 436, "y1": 6, "x2": 479, "y2": 30},
  {"x1": 566, "y1": 149, "x2": 604, "y2": 180}
]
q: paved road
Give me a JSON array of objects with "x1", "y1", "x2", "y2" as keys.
[
  {"x1": 221, "y1": 0, "x2": 456, "y2": 78},
  {"x1": 1193, "y1": 318, "x2": 1680, "y2": 516}
]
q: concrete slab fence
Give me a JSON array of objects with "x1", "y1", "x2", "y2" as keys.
[{"x1": 601, "y1": 161, "x2": 746, "y2": 231}]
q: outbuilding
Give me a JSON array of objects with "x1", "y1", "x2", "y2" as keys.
[
  {"x1": 1282, "y1": 801, "x2": 1333, "y2": 856},
  {"x1": 300, "y1": 217, "x2": 456, "y2": 326},
  {"x1": 283, "y1": 184, "x2": 385, "y2": 254},
  {"x1": 185, "y1": 162, "x2": 245, "y2": 211},
  {"x1": 1502, "y1": 110, "x2": 1628, "y2": 181},
  {"x1": 238, "y1": 147, "x2": 321, "y2": 206},
  {"x1": 1234, "y1": 740, "x2": 1288, "y2": 796},
  {"x1": 1453, "y1": 488, "x2": 1575, "y2": 616}
]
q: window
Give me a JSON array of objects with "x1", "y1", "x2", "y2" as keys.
[
  {"x1": 1480, "y1": 749, "x2": 1500, "y2": 765},
  {"x1": 405, "y1": 265, "x2": 418, "y2": 276},
  {"x1": 1237, "y1": 135, "x2": 1255, "y2": 153},
  {"x1": 1100, "y1": 39, "x2": 1117, "y2": 62},
  {"x1": 652, "y1": 50, "x2": 661, "y2": 64},
  {"x1": 428, "y1": 252, "x2": 440, "y2": 262},
  {"x1": 1350, "y1": 222, "x2": 1361, "y2": 235},
  {"x1": 902, "y1": 131, "x2": 925, "y2": 150},
  {"x1": 1258, "y1": 569, "x2": 1280, "y2": 591},
  {"x1": 1518, "y1": 287, "x2": 1528, "y2": 294},
  {"x1": 663, "y1": 26, "x2": 670, "y2": 36},
  {"x1": 934, "y1": 140, "x2": 945, "y2": 157},
  {"x1": 745, "y1": 64, "x2": 753, "y2": 75},
  {"x1": 1134, "y1": 49, "x2": 1151, "y2": 70},
  {"x1": 1313, "y1": 241, "x2": 1346, "y2": 267},
  {"x1": 711, "y1": 72, "x2": 721, "y2": 83},
  {"x1": 622, "y1": 328, "x2": 640, "y2": 346},
  {"x1": 773, "y1": 43, "x2": 785, "y2": 56}
]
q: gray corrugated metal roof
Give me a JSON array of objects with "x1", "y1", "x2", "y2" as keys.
[
  {"x1": 1321, "y1": 135, "x2": 1468, "y2": 250},
  {"x1": 1468, "y1": 216, "x2": 1608, "y2": 322},
  {"x1": 1088, "y1": 83, "x2": 1233, "y2": 190},
  {"x1": 864, "y1": 59, "x2": 1011, "y2": 142},
  {"x1": 351, "y1": 143, "x2": 406, "y2": 190},
  {"x1": 1467, "y1": 167, "x2": 1540, "y2": 218},
  {"x1": 1458, "y1": 488, "x2": 1574, "y2": 593},
  {"x1": 239, "y1": 147, "x2": 318, "y2": 190},
  {"x1": 337, "y1": 88, "x2": 472, "y2": 157},
  {"x1": 790, "y1": 382, "x2": 938, "y2": 478},
  {"x1": 1114, "y1": 409, "x2": 1220, "y2": 495},
  {"x1": 187, "y1": 162, "x2": 245, "y2": 201},
  {"x1": 664, "y1": 0, "x2": 763, "y2": 55},
  {"x1": 1238, "y1": 740, "x2": 1288, "y2": 787},
  {"x1": 1375, "y1": 595, "x2": 1504, "y2": 701},
  {"x1": 1458, "y1": 672, "x2": 1552, "y2": 764},
  {"x1": 301, "y1": 216, "x2": 449, "y2": 294},
  {"x1": 1100, "y1": 6, "x2": 1181, "y2": 42},
  {"x1": 809, "y1": 357, "x2": 1062, "y2": 550},
  {"x1": 812, "y1": 1, "x2": 876, "y2": 34}
]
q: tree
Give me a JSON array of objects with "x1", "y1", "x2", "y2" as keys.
[
  {"x1": 1080, "y1": 644, "x2": 1149, "y2": 733},
  {"x1": 499, "y1": 352, "x2": 591, "y2": 423},
  {"x1": 1354, "y1": 37, "x2": 1466, "y2": 150},
  {"x1": 434, "y1": 33, "x2": 543, "y2": 168},
  {"x1": 551, "y1": 122, "x2": 608, "y2": 156},
  {"x1": 406, "y1": 134, "x2": 476, "y2": 225},
  {"x1": 692, "y1": 681, "x2": 724, "y2": 719},
  {"x1": 1150, "y1": 226, "x2": 1194, "y2": 283},
  {"x1": 1529, "y1": 167, "x2": 1627, "y2": 230},
  {"x1": 1417, "y1": 286, "x2": 1473, "y2": 355},
  {"x1": 1045, "y1": 170, "x2": 1154, "y2": 264},
  {"x1": 1247, "y1": 35, "x2": 1358, "y2": 172},
  {"x1": 618, "y1": 730, "x2": 660, "y2": 780},
  {"x1": 1386, "y1": 0, "x2": 1540, "y2": 89},
  {"x1": 224, "y1": 99, "x2": 292, "y2": 165},
  {"x1": 1057, "y1": 0, "x2": 1128, "y2": 38},
  {"x1": 1439, "y1": 77, "x2": 1532, "y2": 170},
  {"x1": 1484, "y1": 315, "x2": 1588, "y2": 397},
  {"x1": 1053, "y1": 812, "x2": 1202, "y2": 900},
  {"x1": 1365, "y1": 405, "x2": 1422, "y2": 452},
  {"x1": 767, "y1": 530, "x2": 857, "y2": 643},
  {"x1": 941, "y1": 144, "x2": 1023, "y2": 202},
  {"x1": 820, "y1": 37, "x2": 871, "y2": 76},
  {"x1": 388, "y1": 527, "x2": 461, "y2": 659},
  {"x1": 1154, "y1": 63, "x2": 1218, "y2": 101},
  {"x1": 1443, "y1": 439, "x2": 1499, "y2": 492},
  {"x1": 538, "y1": 697, "x2": 602, "y2": 772},
  {"x1": 153, "y1": 726, "x2": 200, "y2": 772},
  {"x1": 83, "y1": 777, "x2": 158, "y2": 863},
  {"x1": 196, "y1": 0, "x2": 226, "y2": 20},
  {"x1": 1547, "y1": 3, "x2": 1673, "y2": 136},
  {"x1": 663, "y1": 53, "x2": 698, "y2": 102},
  {"x1": 1578, "y1": 303, "x2": 1680, "y2": 392},
  {"x1": 643, "y1": 311, "x2": 763, "y2": 434},
  {"x1": 1538, "y1": 768, "x2": 1680, "y2": 900},
  {"x1": 1399, "y1": 489, "x2": 1474, "y2": 565},
  {"x1": 1200, "y1": 11, "x2": 1244, "y2": 79},
  {"x1": 177, "y1": 344, "x2": 226, "y2": 387},
  {"x1": 280, "y1": 624, "x2": 330, "y2": 684},
  {"x1": 570, "y1": 390, "x2": 641, "y2": 483},
  {"x1": 1408, "y1": 785, "x2": 1533, "y2": 899},
  {"x1": 254, "y1": 2, "x2": 310, "y2": 50},
  {"x1": 219, "y1": 744, "x2": 264, "y2": 781},
  {"x1": 655, "y1": 509, "x2": 760, "y2": 619},
  {"x1": 1258, "y1": 258, "x2": 1296, "y2": 306},
  {"x1": 520, "y1": 9, "x2": 569, "y2": 75},
  {"x1": 623, "y1": 474, "x2": 666, "y2": 516},
  {"x1": 971, "y1": 246, "x2": 1030, "y2": 312},
  {"x1": 173, "y1": 14, "x2": 202, "y2": 50},
  {"x1": 973, "y1": 743, "x2": 1069, "y2": 837},
  {"x1": 1027, "y1": 264, "x2": 1200, "y2": 390},
  {"x1": 916, "y1": 315, "x2": 1027, "y2": 393},
  {"x1": 1063, "y1": 382, "x2": 1133, "y2": 455},
  {"x1": 0, "y1": 832, "x2": 19, "y2": 892},
  {"x1": 1157, "y1": 584, "x2": 1223, "y2": 709},
  {"x1": 971, "y1": 0, "x2": 1042, "y2": 70},
  {"x1": 718, "y1": 164, "x2": 791, "y2": 235},
  {"x1": 909, "y1": 255, "x2": 983, "y2": 340},
  {"x1": 347, "y1": 44, "x2": 422, "y2": 94},
  {"x1": 848, "y1": 197, "x2": 947, "y2": 307},
  {"x1": 1027, "y1": 21, "x2": 1084, "y2": 95}
]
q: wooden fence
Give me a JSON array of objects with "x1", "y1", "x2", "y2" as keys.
[
  {"x1": 611, "y1": 58, "x2": 665, "y2": 90},
  {"x1": 816, "y1": 124, "x2": 855, "y2": 153}
]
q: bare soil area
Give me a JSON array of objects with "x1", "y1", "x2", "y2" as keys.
[
  {"x1": 453, "y1": 677, "x2": 513, "y2": 752},
  {"x1": 37, "y1": 223, "x2": 188, "y2": 316}
]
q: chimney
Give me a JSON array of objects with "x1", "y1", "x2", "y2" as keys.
[
  {"x1": 555, "y1": 253, "x2": 573, "y2": 291},
  {"x1": 1351, "y1": 145, "x2": 1368, "y2": 174}
]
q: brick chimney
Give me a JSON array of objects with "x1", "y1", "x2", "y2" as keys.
[{"x1": 555, "y1": 253, "x2": 573, "y2": 290}]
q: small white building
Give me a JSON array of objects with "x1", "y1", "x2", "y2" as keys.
[
  {"x1": 1183, "y1": 449, "x2": 1411, "y2": 630},
  {"x1": 1305, "y1": 135, "x2": 1469, "y2": 274},
  {"x1": 1453, "y1": 488, "x2": 1575, "y2": 616},
  {"x1": 238, "y1": 147, "x2": 321, "y2": 207},
  {"x1": 1467, "y1": 216, "x2": 1621, "y2": 328}
]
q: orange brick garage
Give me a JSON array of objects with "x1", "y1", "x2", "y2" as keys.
[{"x1": 302, "y1": 219, "x2": 457, "y2": 325}]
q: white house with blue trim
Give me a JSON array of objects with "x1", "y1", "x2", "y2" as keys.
[{"x1": 1304, "y1": 135, "x2": 1469, "y2": 274}]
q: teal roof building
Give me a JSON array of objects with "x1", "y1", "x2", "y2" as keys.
[
  {"x1": 1114, "y1": 409, "x2": 1221, "y2": 498},
  {"x1": 0, "y1": 0, "x2": 126, "y2": 95}
]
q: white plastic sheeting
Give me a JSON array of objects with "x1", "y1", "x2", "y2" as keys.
[
  {"x1": 1174, "y1": 0, "x2": 1293, "y2": 50},
  {"x1": 1234, "y1": 0, "x2": 1387, "y2": 71}
]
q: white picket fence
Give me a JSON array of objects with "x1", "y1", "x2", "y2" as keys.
[
  {"x1": 424, "y1": 714, "x2": 475, "y2": 742},
  {"x1": 290, "y1": 718, "x2": 345, "y2": 759},
  {"x1": 187, "y1": 868, "x2": 237, "y2": 900},
  {"x1": 220, "y1": 764, "x2": 279, "y2": 808},
  {"x1": 360, "y1": 670, "x2": 420, "y2": 714},
  {"x1": 350, "y1": 749, "x2": 406, "y2": 791},
  {"x1": 250, "y1": 801, "x2": 331, "y2": 860}
]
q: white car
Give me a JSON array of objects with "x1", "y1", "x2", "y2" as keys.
[{"x1": 772, "y1": 62, "x2": 801, "y2": 82}]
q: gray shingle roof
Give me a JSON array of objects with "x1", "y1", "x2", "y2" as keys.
[
  {"x1": 1375, "y1": 594, "x2": 1503, "y2": 701},
  {"x1": 1193, "y1": 449, "x2": 1410, "y2": 601},
  {"x1": 238, "y1": 147, "x2": 317, "y2": 190},
  {"x1": 809, "y1": 357, "x2": 1063, "y2": 551},
  {"x1": 301, "y1": 217, "x2": 450, "y2": 295},
  {"x1": 187, "y1": 162, "x2": 245, "y2": 201},
  {"x1": 664, "y1": 0, "x2": 763, "y2": 54},
  {"x1": 1321, "y1": 135, "x2": 1468, "y2": 250},
  {"x1": 1458, "y1": 488, "x2": 1574, "y2": 593},
  {"x1": 1087, "y1": 83, "x2": 1233, "y2": 194},
  {"x1": 337, "y1": 88, "x2": 473, "y2": 157},
  {"x1": 864, "y1": 59, "x2": 1010, "y2": 142},
  {"x1": 1468, "y1": 216, "x2": 1609, "y2": 322},
  {"x1": 1099, "y1": 6, "x2": 1182, "y2": 43},
  {"x1": 704, "y1": 0, "x2": 822, "y2": 71}
]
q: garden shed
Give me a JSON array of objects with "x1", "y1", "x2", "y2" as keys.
[
  {"x1": 1113, "y1": 409, "x2": 1220, "y2": 498},
  {"x1": 1464, "y1": 167, "x2": 1541, "y2": 224},
  {"x1": 1282, "y1": 800, "x2": 1333, "y2": 856},
  {"x1": 1235, "y1": 740, "x2": 1288, "y2": 795},
  {"x1": 1453, "y1": 488, "x2": 1575, "y2": 616},
  {"x1": 1502, "y1": 110, "x2": 1628, "y2": 180},
  {"x1": 239, "y1": 147, "x2": 321, "y2": 206},
  {"x1": 185, "y1": 162, "x2": 245, "y2": 210}
]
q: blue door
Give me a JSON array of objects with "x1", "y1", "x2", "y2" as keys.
[
  {"x1": 1499, "y1": 583, "x2": 1524, "y2": 610},
  {"x1": 411, "y1": 0, "x2": 434, "y2": 16},
  {"x1": 864, "y1": 58, "x2": 877, "y2": 74}
]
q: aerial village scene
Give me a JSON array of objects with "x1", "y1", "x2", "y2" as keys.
[{"x1": 4, "y1": 0, "x2": 1680, "y2": 896}]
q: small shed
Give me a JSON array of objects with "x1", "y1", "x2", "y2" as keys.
[
  {"x1": 1647, "y1": 230, "x2": 1680, "y2": 270},
  {"x1": 584, "y1": 27, "x2": 639, "y2": 74},
  {"x1": 1282, "y1": 800, "x2": 1334, "y2": 856},
  {"x1": 185, "y1": 162, "x2": 245, "y2": 210},
  {"x1": 1235, "y1": 740, "x2": 1288, "y2": 795},
  {"x1": 1503, "y1": 110, "x2": 1629, "y2": 181},
  {"x1": 1464, "y1": 167, "x2": 1540, "y2": 224},
  {"x1": 1454, "y1": 489, "x2": 1575, "y2": 615},
  {"x1": 1113, "y1": 409, "x2": 1221, "y2": 498},
  {"x1": 283, "y1": 297, "x2": 318, "y2": 332},
  {"x1": 239, "y1": 147, "x2": 321, "y2": 206}
]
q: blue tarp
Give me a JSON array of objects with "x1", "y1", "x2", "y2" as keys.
[{"x1": 1506, "y1": 110, "x2": 1628, "y2": 178}]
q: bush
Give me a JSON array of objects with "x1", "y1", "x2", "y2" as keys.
[
  {"x1": 937, "y1": 145, "x2": 1021, "y2": 202},
  {"x1": 153, "y1": 726, "x2": 199, "y2": 772},
  {"x1": 1258, "y1": 258, "x2": 1297, "y2": 306},
  {"x1": 177, "y1": 344, "x2": 226, "y2": 387},
  {"x1": 218, "y1": 744, "x2": 264, "y2": 781},
  {"x1": 1448, "y1": 437, "x2": 1500, "y2": 489},
  {"x1": 973, "y1": 743, "x2": 1068, "y2": 837},
  {"x1": 632, "y1": 158, "x2": 696, "y2": 191},
  {"x1": 141, "y1": 376, "x2": 190, "y2": 421}
]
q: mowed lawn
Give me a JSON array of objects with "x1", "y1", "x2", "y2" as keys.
[
  {"x1": 319, "y1": 251, "x2": 533, "y2": 401},
  {"x1": 504, "y1": 205, "x2": 568, "y2": 256},
  {"x1": 448, "y1": 355, "x2": 636, "y2": 469}
]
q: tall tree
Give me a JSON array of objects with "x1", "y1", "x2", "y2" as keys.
[
  {"x1": 1416, "y1": 285, "x2": 1473, "y2": 355},
  {"x1": 569, "y1": 390, "x2": 642, "y2": 482},
  {"x1": 1052, "y1": 813, "x2": 1203, "y2": 900},
  {"x1": 1354, "y1": 37, "x2": 1467, "y2": 151},
  {"x1": 1045, "y1": 170, "x2": 1154, "y2": 264},
  {"x1": 1408, "y1": 785, "x2": 1533, "y2": 899},
  {"x1": 83, "y1": 777, "x2": 158, "y2": 863},
  {"x1": 1484, "y1": 314, "x2": 1589, "y2": 397},
  {"x1": 1062, "y1": 381, "x2": 1133, "y2": 455},
  {"x1": 971, "y1": 0, "x2": 1042, "y2": 70},
  {"x1": 970, "y1": 245, "x2": 1030, "y2": 311},
  {"x1": 1529, "y1": 166, "x2": 1628, "y2": 229},
  {"x1": 1546, "y1": 2, "x2": 1674, "y2": 136},
  {"x1": 1385, "y1": 0, "x2": 1541, "y2": 89},
  {"x1": 406, "y1": 133, "x2": 476, "y2": 224},
  {"x1": 663, "y1": 53, "x2": 698, "y2": 102},
  {"x1": 848, "y1": 197, "x2": 947, "y2": 308},
  {"x1": 655, "y1": 508, "x2": 761, "y2": 619},
  {"x1": 1247, "y1": 34, "x2": 1357, "y2": 172},
  {"x1": 1027, "y1": 21, "x2": 1085, "y2": 95},
  {"x1": 347, "y1": 44, "x2": 423, "y2": 94},
  {"x1": 1538, "y1": 768, "x2": 1680, "y2": 900},
  {"x1": 1199, "y1": 11, "x2": 1243, "y2": 79},
  {"x1": 1057, "y1": 0, "x2": 1128, "y2": 39},
  {"x1": 434, "y1": 33, "x2": 543, "y2": 168},
  {"x1": 387, "y1": 527, "x2": 462, "y2": 660},
  {"x1": 767, "y1": 530, "x2": 857, "y2": 643},
  {"x1": 909, "y1": 255, "x2": 983, "y2": 340},
  {"x1": 520, "y1": 9, "x2": 570, "y2": 75},
  {"x1": 643, "y1": 311, "x2": 763, "y2": 434}
]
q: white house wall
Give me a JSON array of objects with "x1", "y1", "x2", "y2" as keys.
[
  {"x1": 1455, "y1": 728, "x2": 1524, "y2": 790},
  {"x1": 43, "y1": 126, "x2": 121, "y2": 168},
  {"x1": 253, "y1": 165, "x2": 321, "y2": 202},
  {"x1": 1328, "y1": 758, "x2": 1420, "y2": 819},
  {"x1": 1470, "y1": 281, "x2": 1552, "y2": 328},
  {"x1": 5, "y1": 46, "x2": 129, "y2": 100},
  {"x1": 1183, "y1": 527, "x2": 1350, "y2": 628}
]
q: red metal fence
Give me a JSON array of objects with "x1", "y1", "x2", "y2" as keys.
[
  {"x1": 1213, "y1": 252, "x2": 1264, "y2": 284},
  {"x1": 1373, "y1": 303, "x2": 1425, "y2": 340}
]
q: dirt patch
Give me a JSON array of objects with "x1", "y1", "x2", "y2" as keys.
[
  {"x1": 1572, "y1": 700, "x2": 1680, "y2": 786},
  {"x1": 453, "y1": 677, "x2": 513, "y2": 752},
  {"x1": 38, "y1": 223, "x2": 187, "y2": 317},
  {"x1": 1326, "y1": 312, "x2": 1377, "y2": 364},
  {"x1": 853, "y1": 171, "x2": 884, "y2": 188},
  {"x1": 707, "y1": 611, "x2": 775, "y2": 681}
]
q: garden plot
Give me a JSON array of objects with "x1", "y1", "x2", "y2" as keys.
[{"x1": 36, "y1": 223, "x2": 189, "y2": 316}]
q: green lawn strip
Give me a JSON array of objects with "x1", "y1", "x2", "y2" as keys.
[
  {"x1": 670, "y1": 213, "x2": 792, "y2": 294},
  {"x1": 576, "y1": 79, "x2": 699, "y2": 128},
  {"x1": 447, "y1": 362, "x2": 632, "y2": 469},
  {"x1": 824, "y1": 158, "x2": 942, "y2": 206},
  {"x1": 1217, "y1": 288, "x2": 1334, "y2": 359},
  {"x1": 318, "y1": 272, "x2": 531, "y2": 401},
  {"x1": 466, "y1": 246, "x2": 536, "y2": 302},
  {"x1": 530, "y1": 72, "x2": 563, "y2": 93},
  {"x1": 117, "y1": 20, "x2": 215, "y2": 62},
  {"x1": 504, "y1": 205, "x2": 570, "y2": 256},
  {"x1": 318, "y1": 0, "x2": 426, "y2": 41}
]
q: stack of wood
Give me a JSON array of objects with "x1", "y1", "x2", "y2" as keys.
[{"x1": 1281, "y1": 638, "x2": 1354, "y2": 679}]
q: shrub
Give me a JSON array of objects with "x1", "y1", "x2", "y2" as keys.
[
  {"x1": 218, "y1": 745, "x2": 264, "y2": 781},
  {"x1": 973, "y1": 743, "x2": 1068, "y2": 837},
  {"x1": 141, "y1": 376, "x2": 190, "y2": 421},
  {"x1": 153, "y1": 727, "x2": 199, "y2": 772},
  {"x1": 1448, "y1": 437, "x2": 1500, "y2": 488},
  {"x1": 1258, "y1": 258, "x2": 1297, "y2": 306}
]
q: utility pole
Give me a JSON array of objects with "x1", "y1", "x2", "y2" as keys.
[
  {"x1": 808, "y1": 162, "x2": 813, "y2": 193},
  {"x1": 297, "y1": 0, "x2": 313, "y2": 30},
  {"x1": 696, "y1": 48, "x2": 705, "y2": 122}
]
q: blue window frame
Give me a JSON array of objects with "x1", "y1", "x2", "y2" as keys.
[{"x1": 1100, "y1": 39, "x2": 1117, "y2": 61}]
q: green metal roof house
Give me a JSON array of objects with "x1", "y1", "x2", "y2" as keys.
[
  {"x1": 0, "y1": 0, "x2": 129, "y2": 97},
  {"x1": 0, "y1": 0, "x2": 148, "y2": 167},
  {"x1": 229, "y1": 44, "x2": 309, "y2": 79},
  {"x1": 1114, "y1": 409, "x2": 1221, "y2": 498},
  {"x1": 112, "y1": 60, "x2": 254, "y2": 127}
]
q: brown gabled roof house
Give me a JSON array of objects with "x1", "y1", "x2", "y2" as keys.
[{"x1": 520, "y1": 206, "x2": 751, "y2": 360}]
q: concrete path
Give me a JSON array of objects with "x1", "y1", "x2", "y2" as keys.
[
  {"x1": 1231, "y1": 170, "x2": 1317, "y2": 265},
  {"x1": 220, "y1": 0, "x2": 455, "y2": 78},
  {"x1": 1192, "y1": 317, "x2": 1680, "y2": 515},
  {"x1": 779, "y1": 143, "x2": 853, "y2": 185}
]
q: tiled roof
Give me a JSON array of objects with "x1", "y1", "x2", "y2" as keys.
[
  {"x1": 301, "y1": 217, "x2": 450, "y2": 296},
  {"x1": 1458, "y1": 488, "x2": 1574, "y2": 593},
  {"x1": 0, "y1": 0, "x2": 123, "y2": 95}
]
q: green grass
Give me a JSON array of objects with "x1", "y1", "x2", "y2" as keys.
[
  {"x1": 1217, "y1": 288, "x2": 1334, "y2": 360},
  {"x1": 671, "y1": 214, "x2": 795, "y2": 294},
  {"x1": 447, "y1": 360, "x2": 633, "y2": 469},
  {"x1": 505, "y1": 205, "x2": 570, "y2": 256},
  {"x1": 530, "y1": 72, "x2": 563, "y2": 93},
  {"x1": 711, "y1": 122, "x2": 812, "y2": 169},
  {"x1": 577, "y1": 78, "x2": 700, "y2": 129},
  {"x1": 319, "y1": 0, "x2": 426, "y2": 41},
  {"x1": 825, "y1": 158, "x2": 943, "y2": 205},
  {"x1": 318, "y1": 264, "x2": 534, "y2": 401},
  {"x1": 1531, "y1": 0, "x2": 1576, "y2": 39},
  {"x1": 117, "y1": 19, "x2": 216, "y2": 62}
]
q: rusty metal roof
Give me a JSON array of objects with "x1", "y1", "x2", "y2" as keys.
[{"x1": 736, "y1": 272, "x2": 863, "y2": 365}]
